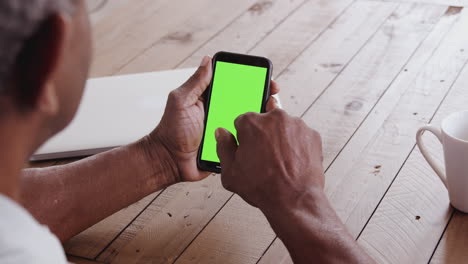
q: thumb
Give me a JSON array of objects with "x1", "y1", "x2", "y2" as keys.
[
  {"x1": 215, "y1": 128, "x2": 237, "y2": 169},
  {"x1": 179, "y1": 56, "x2": 212, "y2": 100}
]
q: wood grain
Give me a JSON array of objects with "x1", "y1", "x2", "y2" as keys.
[
  {"x1": 258, "y1": 3, "x2": 455, "y2": 263},
  {"x1": 65, "y1": 0, "x2": 251, "y2": 258},
  {"x1": 115, "y1": 0, "x2": 258, "y2": 74},
  {"x1": 68, "y1": 255, "x2": 104, "y2": 264},
  {"x1": 177, "y1": 3, "x2": 448, "y2": 264},
  {"x1": 325, "y1": 4, "x2": 466, "y2": 236},
  {"x1": 367, "y1": 0, "x2": 468, "y2": 7},
  {"x1": 176, "y1": 195, "x2": 274, "y2": 264},
  {"x1": 302, "y1": 3, "x2": 447, "y2": 168},
  {"x1": 351, "y1": 8, "x2": 468, "y2": 264},
  {"x1": 257, "y1": 238, "x2": 293, "y2": 264},
  {"x1": 249, "y1": 0, "x2": 355, "y2": 75},
  {"x1": 51, "y1": 153, "x2": 162, "y2": 260},
  {"x1": 61, "y1": 0, "x2": 468, "y2": 263},
  {"x1": 86, "y1": 0, "x2": 132, "y2": 25},
  {"x1": 29, "y1": 159, "x2": 161, "y2": 260},
  {"x1": 376, "y1": 26, "x2": 468, "y2": 263},
  {"x1": 67, "y1": 0, "x2": 307, "y2": 260},
  {"x1": 64, "y1": 191, "x2": 160, "y2": 258},
  {"x1": 178, "y1": 0, "x2": 308, "y2": 68},
  {"x1": 90, "y1": 0, "x2": 212, "y2": 77},
  {"x1": 431, "y1": 212, "x2": 468, "y2": 264},
  {"x1": 94, "y1": 0, "x2": 361, "y2": 262},
  {"x1": 278, "y1": 0, "x2": 398, "y2": 117},
  {"x1": 97, "y1": 176, "x2": 231, "y2": 264}
]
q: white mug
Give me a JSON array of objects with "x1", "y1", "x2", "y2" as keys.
[{"x1": 416, "y1": 111, "x2": 468, "y2": 213}]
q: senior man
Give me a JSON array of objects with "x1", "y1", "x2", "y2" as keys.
[{"x1": 0, "y1": 0, "x2": 374, "y2": 263}]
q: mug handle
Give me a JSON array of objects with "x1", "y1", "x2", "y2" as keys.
[{"x1": 416, "y1": 125, "x2": 447, "y2": 188}]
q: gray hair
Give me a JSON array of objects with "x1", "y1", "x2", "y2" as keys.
[{"x1": 0, "y1": 0, "x2": 76, "y2": 92}]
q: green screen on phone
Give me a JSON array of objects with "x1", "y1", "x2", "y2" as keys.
[{"x1": 201, "y1": 61, "x2": 268, "y2": 163}]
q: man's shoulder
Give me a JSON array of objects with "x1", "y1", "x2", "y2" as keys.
[{"x1": 0, "y1": 194, "x2": 68, "y2": 264}]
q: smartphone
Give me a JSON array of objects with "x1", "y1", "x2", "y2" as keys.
[{"x1": 197, "y1": 51, "x2": 273, "y2": 173}]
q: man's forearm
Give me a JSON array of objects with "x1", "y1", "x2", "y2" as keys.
[
  {"x1": 263, "y1": 190, "x2": 375, "y2": 264},
  {"x1": 20, "y1": 136, "x2": 178, "y2": 242}
]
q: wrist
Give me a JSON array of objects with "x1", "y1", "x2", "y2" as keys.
[
  {"x1": 261, "y1": 187, "x2": 328, "y2": 226},
  {"x1": 137, "y1": 135, "x2": 181, "y2": 187},
  {"x1": 261, "y1": 188, "x2": 339, "y2": 244},
  {"x1": 261, "y1": 189, "x2": 373, "y2": 264}
]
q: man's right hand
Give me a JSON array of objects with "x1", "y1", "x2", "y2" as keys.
[
  {"x1": 215, "y1": 110, "x2": 376, "y2": 264},
  {"x1": 215, "y1": 108, "x2": 325, "y2": 214}
]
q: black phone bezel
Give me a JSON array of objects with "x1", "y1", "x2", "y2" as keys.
[{"x1": 197, "y1": 51, "x2": 273, "y2": 173}]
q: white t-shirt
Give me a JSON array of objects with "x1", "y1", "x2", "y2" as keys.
[{"x1": 0, "y1": 194, "x2": 68, "y2": 264}]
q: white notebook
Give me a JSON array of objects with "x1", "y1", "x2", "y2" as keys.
[
  {"x1": 31, "y1": 68, "x2": 282, "y2": 161},
  {"x1": 31, "y1": 68, "x2": 197, "y2": 161}
]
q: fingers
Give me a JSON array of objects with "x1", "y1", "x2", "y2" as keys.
[
  {"x1": 266, "y1": 96, "x2": 278, "y2": 112},
  {"x1": 178, "y1": 56, "x2": 213, "y2": 102},
  {"x1": 234, "y1": 112, "x2": 261, "y2": 145},
  {"x1": 270, "y1": 80, "x2": 280, "y2": 95},
  {"x1": 215, "y1": 128, "x2": 238, "y2": 170},
  {"x1": 266, "y1": 81, "x2": 280, "y2": 111}
]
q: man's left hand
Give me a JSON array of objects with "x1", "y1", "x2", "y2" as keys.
[{"x1": 144, "y1": 56, "x2": 279, "y2": 183}]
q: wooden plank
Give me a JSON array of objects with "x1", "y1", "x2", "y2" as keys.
[
  {"x1": 324, "y1": 4, "x2": 465, "y2": 236},
  {"x1": 115, "y1": 0, "x2": 260, "y2": 74},
  {"x1": 430, "y1": 212, "x2": 468, "y2": 264},
  {"x1": 68, "y1": 255, "x2": 104, "y2": 264},
  {"x1": 175, "y1": 3, "x2": 448, "y2": 264},
  {"x1": 71, "y1": 0, "x2": 309, "y2": 260},
  {"x1": 301, "y1": 3, "x2": 447, "y2": 167},
  {"x1": 357, "y1": 17, "x2": 468, "y2": 262},
  {"x1": 359, "y1": 62, "x2": 468, "y2": 263},
  {"x1": 249, "y1": 0, "x2": 355, "y2": 76},
  {"x1": 180, "y1": 0, "x2": 358, "y2": 76},
  {"x1": 178, "y1": 0, "x2": 308, "y2": 68},
  {"x1": 177, "y1": 195, "x2": 275, "y2": 264},
  {"x1": 64, "y1": 191, "x2": 160, "y2": 259},
  {"x1": 51, "y1": 157, "x2": 162, "y2": 260},
  {"x1": 90, "y1": 0, "x2": 214, "y2": 77},
  {"x1": 257, "y1": 238, "x2": 293, "y2": 264},
  {"x1": 116, "y1": 0, "x2": 279, "y2": 75},
  {"x1": 366, "y1": 0, "x2": 468, "y2": 7},
  {"x1": 67, "y1": 0, "x2": 253, "y2": 257},
  {"x1": 278, "y1": 0, "x2": 399, "y2": 117},
  {"x1": 259, "y1": 5, "x2": 464, "y2": 263},
  {"x1": 343, "y1": 8, "x2": 468, "y2": 264},
  {"x1": 85, "y1": 0, "x2": 132, "y2": 25},
  {"x1": 44, "y1": 157, "x2": 163, "y2": 260},
  {"x1": 97, "y1": 176, "x2": 231, "y2": 263},
  {"x1": 95, "y1": 0, "x2": 360, "y2": 262}
]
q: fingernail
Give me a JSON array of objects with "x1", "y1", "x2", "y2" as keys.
[
  {"x1": 215, "y1": 128, "x2": 222, "y2": 141},
  {"x1": 200, "y1": 56, "x2": 210, "y2": 67}
]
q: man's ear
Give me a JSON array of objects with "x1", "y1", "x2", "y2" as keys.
[{"x1": 12, "y1": 12, "x2": 72, "y2": 115}]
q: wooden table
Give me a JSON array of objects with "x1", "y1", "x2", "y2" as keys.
[{"x1": 33, "y1": 0, "x2": 468, "y2": 263}]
